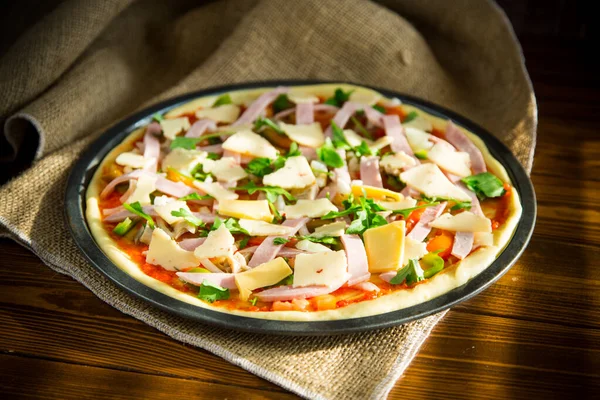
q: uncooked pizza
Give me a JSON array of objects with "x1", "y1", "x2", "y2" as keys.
[{"x1": 86, "y1": 83, "x2": 522, "y2": 321}]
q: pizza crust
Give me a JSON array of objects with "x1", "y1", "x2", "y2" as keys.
[{"x1": 86, "y1": 84, "x2": 522, "y2": 321}]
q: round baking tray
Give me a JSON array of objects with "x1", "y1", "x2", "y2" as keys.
[{"x1": 65, "y1": 80, "x2": 536, "y2": 336}]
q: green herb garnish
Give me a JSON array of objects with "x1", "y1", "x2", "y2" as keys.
[
  {"x1": 170, "y1": 137, "x2": 200, "y2": 150},
  {"x1": 373, "y1": 104, "x2": 386, "y2": 114},
  {"x1": 123, "y1": 202, "x2": 154, "y2": 229},
  {"x1": 450, "y1": 201, "x2": 472, "y2": 212},
  {"x1": 245, "y1": 157, "x2": 274, "y2": 177},
  {"x1": 213, "y1": 93, "x2": 233, "y2": 107},
  {"x1": 198, "y1": 280, "x2": 230, "y2": 303},
  {"x1": 331, "y1": 121, "x2": 351, "y2": 149},
  {"x1": 171, "y1": 208, "x2": 205, "y2": 227},
  {"x1": 403, "y1": 111, "x2": 418, "y2": 123},
  {"x1": 422, "y1": 252, "x2": 445, "y2": 279},
  {"x1": 316, "y1": 139, "x2": 345, "y2": 168},
  {"x1": 414, "y1": 149, "x2": 428, "y2": 160},
  {"x1": 235, "y1": 181, "x2": 295, "y2": 203},
  {"x1": 390, "y1": 259, "x2": 425, "y2": 285},
  {"x1": 324, "y1": 88, "x2": 354, "y2": 107},
  {"x1": 206, "y1": 152, "x2": 220, "y2": 160},
  {"x1": 350, "y1": 116, "x2": 374, "y2": 140},
  {"x1": 254, "y1": 116, "x2": 285, "y2": 135},
  {"x1": 238, "y1": 237, "x2": 250, "y2": 250},
  {"x1": 113, "y1": 217, "x2": 136, "y2": 236},
  {"x1": 152, "y1": 112, "x2": 163, "y2": 122},
  {"x1": 249, "y1": 297, "x2": 258, "y2": 306},
  {"x1": 211, "y1": 217, "x2": 250, "y2": 235},
  {"x1": 178, "y1": 192, "x2": 213, "y2": 202},
  {"x1": 273, "y1": 237, "x2": 289, "y2": 245},
  {"x1": 461, "y1": 172, "x2": 506, "y2": 200},
  {"x1": 299, "y1": 236, "x2": 339, "y2": 245},
  {"x1": 272, "y1": 94, "x2": 293, "y2": 114},
  {"x1": 392, "y1": 203, "x2": 440, "y2": 219},
  {"x1": 190, "y1": 164, "x2": 212, "y2": 181}
]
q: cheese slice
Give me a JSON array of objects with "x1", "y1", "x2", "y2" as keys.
[
  {"x1": 399, "y1": 163, "x2": 471, "y2": 202},
  {"x1": 161, "y1": 148, "x2": 206, "y2": 174},
  {"x1": 235, "y1": 257, "x2": 293, "y2": 301},
  {"x1": 369, "y1": 136, "x2": 394, "y2": 152},
  {"x1": 293, "y1": 251, "x2": 348, "y2": 288},
  {"x1": 193, "y1": 225, "x2": 236, "y2": 259},
  {"x1": 430, "y1": 212, "x2": 492, "y2": 233},
  {"x1": 238, "y1": 219, "x2": 295, "y2": 236},
  {"x1": 115, "y1": 152, "x2": 148, "y2": 169},
  {"x1": 195, "y1": 104, "x2": 241, "y2": 124},
  {"x1": 311, "y1": 221, "x2": 346, "y2": 238},
  {"x1": 153, "y1": 198, "x2": 192, "y2": 225},
  {"x1": 284, "y1": 199, "x2": 338, "y2": 219},
  {"x1": 193, "y1": 181, "x2": 238, "y2": 202},
  {"x1": 380, "y1": 152, "x2": 416, "y2": 175},
  {"x1": 295, "y1": 240, "x2": 332, "y2": 253},
  {"x1": 349, "y1": 89, "x2": 381, "y2": 106},
  {"x1": 222, "y1": 130, "x2": 278, "y2": 159},
  {"x1": 404, "y1": 127, "x2": 434, "y2": 152},
  {"x1": 377, "y1": 197, "x2": 417, "y2": 211},
  {"x1": 402, "y1": 236, "x2": 428, "y2": 266},
  {"x1": 146, "y1": 228, "x2": 199, "y2": 271},
  {"x1": 343, "y1": 129, "x2": 372, "y2": 147},
  {"x1": 279, "y1": 122, "x2": 324, "y2": 148},
  {"x1": 201, "y1": 157, "x2": 248, "y2": 182},
  {"x1": 218, "y1": 199, "x2": 272, "y2": 222},
  {"x1": 287, "y1": 91, "x2": 319, "y2": 104},
  {"x1": 427, "y1": 143, "x2": 472, "y2": 177},
  {"x1": 262, "y1": 156, "x2": 316, "y2": 189},
  {"x1": 160, "y1": 117, "x2": 191, "y2": 140},
  {"x1": 474, "y1": 232, "x2": 495, "y2": 247},
  {"x1": 351, "y1": 184, "x2": 402, "y2": 201},
  {"x1": 126, "y1": 174, "x2": 157, "y2": 205},
  {"x1": 403, "y1": 116, "x2": 433, "y2": 132},
  {"x1": 363, "y1": 221, "x2": 406, "y2": 273}
]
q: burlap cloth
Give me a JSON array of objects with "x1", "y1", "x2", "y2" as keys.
[{"x1": 0, "y1": 0, "x2": 536, "y2": 398}]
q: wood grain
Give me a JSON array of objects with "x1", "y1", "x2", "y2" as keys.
[{"x1": 1, "y1": 34, "x2": 599, "y2": 400}]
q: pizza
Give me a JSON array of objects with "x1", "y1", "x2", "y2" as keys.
[{"x1": 86, "y1": 83, "x2": 522, "y2": 321}]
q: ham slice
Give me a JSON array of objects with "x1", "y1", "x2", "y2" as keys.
[
  {"x1": 299, "y1": 146, "x2": 317, "y2": 160},
  {"x1": 223, "y1": 149, "x2": 241, "y2": 163},
  {"x1": 197, "y1": 144, "x2": 224, "y2": 154},
  {"x1": 100, "y1": 170, "x2": 146, "y2": 199},
  {"x1": 352, "y1": 281, "x2": 380, "y2": 292},
  {"x1": 274, "y1": 104, "x2": 339, "y2": 120},
  {"x1": 232, "y1": 87, "x2": 288, "y2": 126},
  {"x1": 445, "y1": 121, "x2": 486, "y2": 174},
  {"x1": 341, "y1": 234, "x2": 370, "y2": 286},
  {"x1": 185, "y1": 119, "x2": 217, "y2": 138},
  {"x1": 143, "y1": 122, "x2": 161, "y2": 172},
  {"x1": 119, "y1": 179, "x2": 137, "y2": 203},
  {"x1": 248, "y1": 218, "x2": 310, "y2": 267},
  {"x1": 191, "y1": 212, "x2": 217, "y2": 223},
  {"x1": 451, "y1": 231, "x2": 474, "y2": 260},
  {"x1": 407, "y1": 202, "x2": 447, "y2": 242},
  {"x1": 155, "y1": 177, "x2": 196, "y2": 198},
  {"x1": 364, "y1": 106, "x2": 384, "y2": 128},
  {"x1": 383, "y1": 114, "x2": 415, "y2": 157},
  {"x1": 256, "y1": 281, "x2": 345, "y2": 302},
  {"x1": 317, "y1": 183, "x2": 338, "y2": 200},
  {"x1": 199, "y1": 258, "x2": 223, "y2": 273},
  {"x1": 295, "y1": 102, "x2": 314, "y2": 124},
  {"x1": 103, "y1": 205, "x2": 157, "y2": 223},
  {"x1": 456, "y1": 182, "x2": 484, "y2": 216},
  {"x1": 176, "y1": 272, "x2": 237, "y2": 289},
  {"x1": 360, "y1": 156, "x2": 383, "y2": 188},
  {"x1": 324, "y1": 101, "x2": 361, "y2": 138},
  {"x1": 178, "y1": 237, "x2": 207, "y2": 251},
  {"x1": 238, "y1": 246, "x2": 307, "y2": 258}
]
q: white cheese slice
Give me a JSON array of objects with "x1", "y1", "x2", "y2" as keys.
[
  {"x1": 310, "y1": 221, "x2": 346, "y2": 238},
  {"x1": 377, "y1": 197, "x2": 418, "y2": 211},
  {"x1": 235, "y1": 258, "x2": 293, "y2": 301},
  {"x1": 279, "y1": 122, "x2": 324, "y2": 148},
  {"x1": 343, "y1": 129, "x2": 372, "y2": 147},
  {"x1": 293, "y1": 251, "x2": 348, "y2": 288},
  {"x1": 287, "y1": 92, "x2": 319, "y2": 104},
  {"x1": 404, "y1": 127, "x2": 434, "y2": 152},
  {"x1": 161, "y1": 148, "x2": 206, "y2": 174},
  {"x1": 310, "y1": 160, "x2": 329, "y2": 188},
  {"x1": 154, "y1": 198, "x2": 191, "y2": 225},
  {"x1": 146, "y1": 228, "x2": 199, "y2": 271},
  {"x1": 195, "y1": 104, "x2": 241, "y2": 124},
  {"x1": 284, "y1": 199, "x2": 338, "y2": 219},
  {"x1": 238, "y1": 219, "x2": 295, "y2": 236},
  {"x1": 194, "y1": 224, "x2": 236, "y2": 259},
  {"x1": 222, "y1": 130, "x2": 278, "y2": 159},
  {"x1": 399, "y1": 163, "x2": 471, "y2": 202},
  {"x1": 403, "y1": 116, "x2": 433, "y2": 132},
  {"x1": 380, "y1": 151, "x2": 416, "y2": 175},
  {"x1": 160, "y1": 117, "x2": 191, "y2": 140},
  {"x1": 262, "y1": 156, "x2": 316, "y2": 189},
  {"x1": 427, "y1": 143, "x2": 472, "y2": 177},
  {"x1": 217, "y1": 199, "x2": 272, "y2": 222},
  {"x1": 369, "y1": 136, "x2": 394, "y2": 152},
  {"x1": 115, "y1": 152, "x2": 148, "y2": 169},
  {"x1": 126, "y1": 174, "x2": 157, "y2": 205},
  {"x1": 474, "y1": 232, "x2": 495, "y2": 247},
  {"x1": 430, "y1": 212, "x2": 492, "y2": 233},
  {"x1": 193, "y1": 181, "x2": 238, "y2": 202},
  {"x1": 201, "y1": 157, "x2": 248, "y2": 182},
  {"x1": 402, "y1": 236, "x2": 428, "y2": 266},
  {"x1": 349, "y1": 90, "x2": 381, "y2": 106},
  {"x1": 295, "y1": 240, "x2": 332, "y2": 253}
]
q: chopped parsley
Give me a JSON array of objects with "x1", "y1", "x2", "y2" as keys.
[
  {"x1": 461, "y1": 172, "x2": 506, "y2": 200},
  {"x1": 298, "y1": 235, "x2": 339, "y2": 245},
  {"x1": 390, "y1": 259, "x2": 424, "y2": 285},
  {"x1": 350, "y1": 116, "x2": 374, "y2": 140},
  {"x1": 198, "y1": 280, "x2": 230, "y2": 303},
  {"x1": 254, "y1": 116, "x2": 285, "y2": 135},
  {"x1": 324, "y1": 88, "x2": 354, "y2": 107},
  {"x1": 403, "y1": 111, "x2": 418, "y2": 123},
  {"x1": 211, "y1": 216, "x2": 250, "y2": 235},
  {"x1": 123, "y1": 202, "x2": 154, "y2": 229},
  {"x1": 272, "y1": 94, "x2": 293, "y2": 114},
  {"x1": 273, "y1": 237, "x2": 289, "y2": 245},
  {"x1": 316, "y1": 138, "x2": 345, "y2": 168},
  {"x1": 235, "y1": 181, "x2": 295, "y2": 203},
  {"x1": 170, "y1": 208, "x2": 205, "y2": 227},
  {"x1": 450, "y1": 201, "x2": 472, "y2": 212},
  {"x1": 206, "y1": 152, "x2": 220, "y2": 160},
  {"x1": 372, "y1": 104, "x2": 386, "y2": 114},
  {"x1": 392, "y1": 202, "x2": 440, "y2": 219},
  {"x1": 213, "y1": 93, "x2": 233, "y2": 107},
  {"x1": 414, "y1": 149, "x2": 428, "y2": 160},
  {"x1": 238, "y1": 237, "x2": 250, "y2": 250},
  {"x1": 178, "y1": 192, "x2": 212, "y2": 202}
]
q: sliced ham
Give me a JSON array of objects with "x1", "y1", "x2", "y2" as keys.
[
  {"x1": 295, "y1": 102, "x2": 314, "y2": 125},
  {"x1": 199, "y1": 258, "x2": 223, "y2": 273},
  {"x1": 317, "y1": 183, "x2": 338, "y2": 200},
  {"x1": 451, "y1": 231, "x2": 474, "y2": 260},
  {"x1": 185, "y1": 119, "x2": 217, "y2": 138},
  {"x1": 143, "y1": 122, "x2": 161, "y2": 172},
  {"x1": 119, "y1": 179, "x2": 137, "y2": 203},
  {"x1": 178, "y1": 237, "x2": 207, "y2": 251},
  {"x1": 341, "y1": 234, "x2": 370, "y2": 286},
  {"x1": 197, "y1": 144, "x2": 224, "y2": 154},
  {"x1": 445, "y1": 121, "x2": 486, "y2": 174},
  {"x1": 299, "y1": 146, "x2": 317, "y2": 160},
  {"x1": 248, "y1": 217, "x2": 310, "y2": 267},
  {"x1": 324, "y1": 101, "x2": 361, "y2": 138},
  {"x1": 456, "y1": 182, "x2": 484, "y2": 216},
  {"x1": 379, "y1": 271, "x2": 397, "y2": 284},
  {"x1": 238, "y1": 246, "x2": 308, "y2": 258},
  {"x1": 232, "y1": 86, "x2": 288, "y2": 126},
  {"x1": 256, "y1": 281, "x2": 345, "y2": 302},
  {"x1": 383, "y1": 114, "x2": 416, "y2": 158},
  {"x1": 407, "y1": 202, "x2": 447, "y2": 242},
  {"x1": 103, "y1": 205, "x2": 157, "y2": 223},
  {"x1": 155, "y1": 177, "x2": 196, "y2": 198},
  {"x1": 444, "y1": 172, "x2": 463, "y2": 183},
  {"x1": 100, "y1": 169, "x2": 146, "y2": 199},
  {"x1": 352, "y1": 281, "x2": 380, "y2": 292},
  {"x1": 364, "y1": 106, "x2": 384, "y2": 128},
  {"x1": 176, "y1": 272, "x2": 236, "y2": 289},
  {"x1": 191, "y1": 212, "x2": 217, "y2": 223},
  {"x1": 274, "y1": 104, "x2": 339, "y2": 120},
  {"x1": 360, "y1": 156, "x2": 383, "y2": 188}
]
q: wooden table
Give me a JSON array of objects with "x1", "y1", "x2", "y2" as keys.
[{"x1": 1, "y1": 36, "x2": 598, "y2": 399}]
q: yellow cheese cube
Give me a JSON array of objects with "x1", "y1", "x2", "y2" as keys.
[
  {"x1": 363, "y1": 221, "x2": 406, "y2": 273},
  {"x1": 218, "y1": 199, "x2": 273, "y2": 222},
  {"x1": 235, "y1": 257, "x2": 293, "y2": 301},
  {"x1": 351, "y1": 184, "x2": 402, "y2": 201}
]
